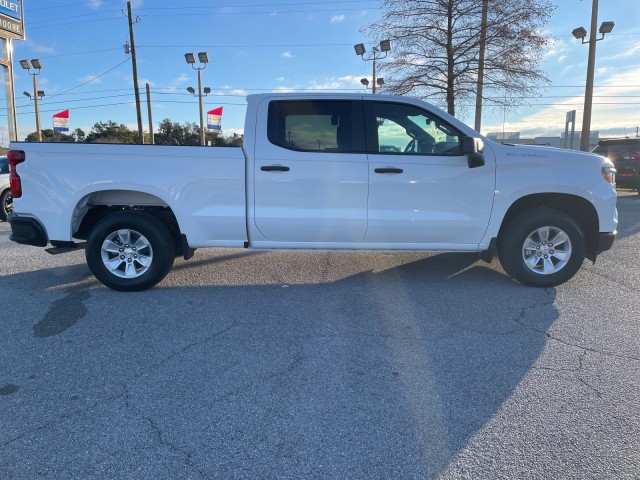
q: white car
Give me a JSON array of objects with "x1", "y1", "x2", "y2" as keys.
[{"x1": 0, "y1": 155, "x2": 12, "y2": 222}]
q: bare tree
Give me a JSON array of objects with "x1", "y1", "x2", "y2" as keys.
[{"x1": 362, "y1": 0, "x2": 555, "y2": 119}]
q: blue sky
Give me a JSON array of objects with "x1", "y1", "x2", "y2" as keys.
[{"x1": 1, "y1": 0, "x2": 638, "y2": 144}]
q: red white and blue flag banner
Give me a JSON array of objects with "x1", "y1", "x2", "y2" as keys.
[
  {"x1": 207, "y1": 107, "x2": 222, "y2": 130},
  {"x1": 53, "y1": 110, "x2": 70, "y2": 132}
]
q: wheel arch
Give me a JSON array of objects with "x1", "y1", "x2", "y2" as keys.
[
  {"x1": 498, "y1": 193, "x2": 599, "y2": 258},
  {"x1": 70, "y1": 189, "x2": 187, "y2": 256}
]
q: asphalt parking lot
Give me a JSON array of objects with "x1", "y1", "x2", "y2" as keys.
[{"x1": 1, "y1": 193, "x2": 639, "y2": 479}]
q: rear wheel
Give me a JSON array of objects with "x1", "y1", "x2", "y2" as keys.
[
  {"x1": 86, "y1": 212, "x2": 175, "y2": 291},
  {"x1": 498, "y1": 208, "x2": 586, "y2": 287},
  {"x1": 0, "y1": 189, "x2": 13, "y2": 222}
]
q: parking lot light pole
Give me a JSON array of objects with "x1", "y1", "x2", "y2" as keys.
[
  {"x1": 360, "y1": 77, "x2": 385, "y2": 92},
  {"x1": 572, "y1": 0, "x2": 614, "y2": 151},
  {"x1": 19, "y1": 59, "x2": 43, "y2": 142},
  {"x1": 354, "y1": 40, "x2": 391, "y2": 94},
  {"x1": 185, "y1": 52, "x2": 209, "y2": 146}
]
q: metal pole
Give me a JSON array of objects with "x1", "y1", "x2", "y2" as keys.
[
  {"x1": 33, "y1": 75, "x2": 42, "y2": 142},
  {"x1": 146, "y1": 83, "x2": 154, "y2": 145},
  {"x1": 197, "y1": 68, "x2": 205, "y2": 146},
  {"x1": 372, "y1": 50, "x2": 377, "y2": 94},
  {"x1": 127, "y1": 1, "x2": 144, "y2": 144},
  {"x1": 580, "y1": 0, "x2": 599, "y2": 152},
  {"x1": 474, "y1": 0, "x2": 489, "y2": 132},
  {"x1": 1, "y1": 38, "x2": 18, "y2": 142}
]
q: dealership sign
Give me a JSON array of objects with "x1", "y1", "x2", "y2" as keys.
[
  {"x1": 0, "y1": 0, "x2": 24, "y2": 39},
  {"x1": 207, "y1": 107, "x2": 223, "y2": 130},
  {"x1": 53, "y1": 110, "x2": 70, "y2": 132}
]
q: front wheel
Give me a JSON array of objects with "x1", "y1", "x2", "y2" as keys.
[
  {"x1": 0, "y1": 189, "x2": 13, "y2": 222},
  {"x1": 86, "y1": 213, "x2": 175, "y2": 291},
  {"x1": 498, "y1": 208, "x2": 586, "y2": 287}
]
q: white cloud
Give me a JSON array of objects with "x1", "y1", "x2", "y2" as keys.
[
  {"x1": 308, "y1": 75, "x2": 364, "y2": 91},
  {"x1": 161, "y1": 73, "x2": 190, "y2": 93},
  {"x1": 603, "y1": 42, "x2": 640, "y2": 61},
  {"x1": 282, "y1": 51, "x2": 294, "y2": 59},
  {"x1": 215, "y1": 89, "x2": 247, "y2": 97},
  {"x1": 273, "y1": 86, "x2": 296, "y2": 93},
  {"x1": 26, "y1": 41, "x2": 55, "y2": 54},
  {"x1": 78, "y1": 75, "x2": 102, "y2": 84},
  {"x1": 483, "y1": 66, "x2": 640, "y2": 138},
  {"x1": 138, "y1": 78, "x2": 156, "y2": 88},
  {"x1": 330, "y1": 15, "x2": 345, "y2": 23},
  {"x1": 87, "y1": 0, "x2": 103, "y2": 9}
]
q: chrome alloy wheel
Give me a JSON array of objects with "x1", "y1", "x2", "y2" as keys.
[
  {"x1": 522, "y1": 226, "x2": 572, "y2": 275},
  {"x1": 2, "y1": 192, "x2": 13, "y2": 216},
  {"x1": 100, "y1": 228, "x2": 153, "y2": 279}
]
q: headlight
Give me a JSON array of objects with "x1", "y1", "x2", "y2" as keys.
[{"x1": 602, "y1": 164, "x2": 616, "y2": 185}]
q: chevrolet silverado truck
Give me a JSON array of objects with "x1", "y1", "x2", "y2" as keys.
[{"x1": 7, "y1": 93, "x2": 617, "y2": 291}]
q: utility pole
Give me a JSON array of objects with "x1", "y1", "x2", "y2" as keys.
[
  {"x1": 474, "y1": 0, "x2": 488, "y2": 133},
  {"x1": 127, "y1": 1, "x2": 144, "y2": 144},
  {"x1": 146, "y1": 83, "x2": 154, "y2": 144}
]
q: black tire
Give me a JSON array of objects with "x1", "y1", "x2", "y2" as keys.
[
  {"x1": 0, "y1": 189, "x2": 13, "y2": 222},
  {"x1": 498, "y1": 208, "x2": 586, "y2": 287},
  {"x1": 86, "y1": 212, "x2": 175, "y2": 291}
]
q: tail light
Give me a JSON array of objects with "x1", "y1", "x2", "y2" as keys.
[{"x1": 8, "y1": 150, "x2": 25, "y2": 198}]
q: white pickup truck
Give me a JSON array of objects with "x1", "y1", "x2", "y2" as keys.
[{"x1": 7, "y1": 93, "x2": 617, "y2": 291}]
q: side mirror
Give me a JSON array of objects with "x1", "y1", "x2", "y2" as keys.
[
  {"x1": 463, "y1": 137, "x2": 485, "y2": 168},
  {"x1": 462, "y1": 137, "x2": 484, "y2": 155}
]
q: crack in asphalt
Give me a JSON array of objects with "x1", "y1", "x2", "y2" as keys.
[
  {"x1": 514, "y1": 294, "x2": 640, "y2": 363},
  {"x1": 146, "y1": 417, "x2": 210, "y2": 480},
  {"x1": 583, "y1": 266, "x2": 639, "y2": 292},
  {"x1": 2, "y1": 321, "x2": 238, "y2": 449},
  {"x1": 514, "y1": 296, "x2": 636, "y2": 400}
]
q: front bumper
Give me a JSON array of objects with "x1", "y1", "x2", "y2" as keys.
[
  {"x1": 8, "y1": 214, "x2": 48, "y2": 247},
  {"x1": 595, "y1": 231, "x2": 616, "y2": 254}
]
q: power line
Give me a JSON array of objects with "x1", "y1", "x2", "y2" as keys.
[
  {"x1": 45, "y1": 58, "x2": 132, "y2": 102},
  {"x1": 30, "y1": 0, "x2": 380, "y2": 13},
  {"x1": 27, "y1": 6, "x2": 379, "y2": 30}
]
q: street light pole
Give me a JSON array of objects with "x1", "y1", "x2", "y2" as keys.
[
  {"x1": 197, "y1": 67, "x2": 204, "y2": 146},
  {"x1": 354, "y1": 40, "x2": 391, "y2": 94},
  {"x1": 32, "y1": 74, "x2": 42, "y2": 142},
  {"x1": 19, "y1": 59, "x2": 44, "y2": 142},
  {"x1": 582, "y1": 0, "x2": 599, "y2": 152},
  {"x1": 573, "y1": 0, "x2": 614, "y2": 151},
  {"x1": 185, "y1": 52, "x2": 210, "y2": 146}
]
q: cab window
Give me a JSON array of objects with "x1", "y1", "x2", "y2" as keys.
[
  {"x1": 373, "y1": 102, "x2": 463, "y2": 155},
  {"x1": 268, "y1": 100, "x2": 357, "y2": 153}
]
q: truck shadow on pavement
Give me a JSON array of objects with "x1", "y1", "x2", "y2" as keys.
[{"x1": 1, "y1": 252, "x2": 558, "y2": 478}]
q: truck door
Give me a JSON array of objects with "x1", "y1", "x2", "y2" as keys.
[
  {"x1": 252, "y1": 100, "x2": 368, "y2": 243},
  {"x1": 364, "y1": 101, "x2": 496, "y2": 246}
]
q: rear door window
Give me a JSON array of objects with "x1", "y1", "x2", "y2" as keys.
[{"x1": 267, "y1": 100, "x2": 365, "y2": 153}]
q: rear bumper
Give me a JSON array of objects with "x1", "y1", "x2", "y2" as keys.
[{"x1": 8, "y1": 214, "x2": 48, "y2": 247}]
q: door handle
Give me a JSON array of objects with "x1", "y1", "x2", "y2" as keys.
[
  {"x1": 374, "y1": 168, "x2": 403, "y2": 174},
  {"x1": 261, "y1": 165, "x2": 290, "y2": 172}
]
